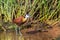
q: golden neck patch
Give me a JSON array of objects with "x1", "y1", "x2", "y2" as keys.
[{"x1": 22, "y1": 18, "x2": 27, "y2": 22}]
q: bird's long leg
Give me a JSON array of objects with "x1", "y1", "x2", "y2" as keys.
[
  {"x1": 15, "y1": 26, "x2": 18, "y2": 35},
  {"x1": 15, "y1": 26, "x2": 22, "y2": 36},
  {"x1": 19, "y1": 27, "x2": 22, "y2": 36}
]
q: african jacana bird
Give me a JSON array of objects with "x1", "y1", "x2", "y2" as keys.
[
  {"x1": 13, "y1": 13, "x2": 30, "y2": 35},
  {"x1": 13, "y1": 13, "x2": 30, "y2": 25}
]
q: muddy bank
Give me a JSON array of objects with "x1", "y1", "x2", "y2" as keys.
[{"x1": 21, "y1": 22, "x2": 60, "y2": 40}]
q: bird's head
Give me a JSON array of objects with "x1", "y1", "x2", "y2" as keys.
[{"x1": 22, "y1": 13, "x2": 30, "y2": 22}]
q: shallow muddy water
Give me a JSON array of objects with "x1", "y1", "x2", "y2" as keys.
[{"x1": 0, "y1": 31, "x2": 24, "y2": 40}]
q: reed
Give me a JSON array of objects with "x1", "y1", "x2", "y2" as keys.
[{"x1": 0, "y1": 0, "x2": 60, "y2": 23}]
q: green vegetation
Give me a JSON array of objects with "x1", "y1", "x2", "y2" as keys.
[{"x1": 0, "y1": 0, "x2": 60, "y2": 29}]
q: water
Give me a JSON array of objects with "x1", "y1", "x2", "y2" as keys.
[{"x1": 0, "y1": 31, "x2": 24, "y2": 40}]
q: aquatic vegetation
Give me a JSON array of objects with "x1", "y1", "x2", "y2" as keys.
[{"x1": 0, "y1": 0, "x2": 60, "y2": 30}]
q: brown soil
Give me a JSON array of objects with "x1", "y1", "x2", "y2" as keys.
[{"x1": 21, "y1": 22, "x2": 60, "y2": 40}]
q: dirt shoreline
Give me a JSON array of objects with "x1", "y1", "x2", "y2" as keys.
[{"x1": 21, "y1": 22, "x2": 60, "y2": 40}]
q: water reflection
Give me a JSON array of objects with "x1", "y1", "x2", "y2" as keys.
[{"x1": 0, "y1": 31, "x2": 24, "y2": 40}]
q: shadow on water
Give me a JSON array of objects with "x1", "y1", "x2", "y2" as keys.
[
  {"x1": 0, "y1": 31, "x2": 24, "y2": 40},
  {"x1": 26, "y1": 30, "x2": 42, "y2": 34}
]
